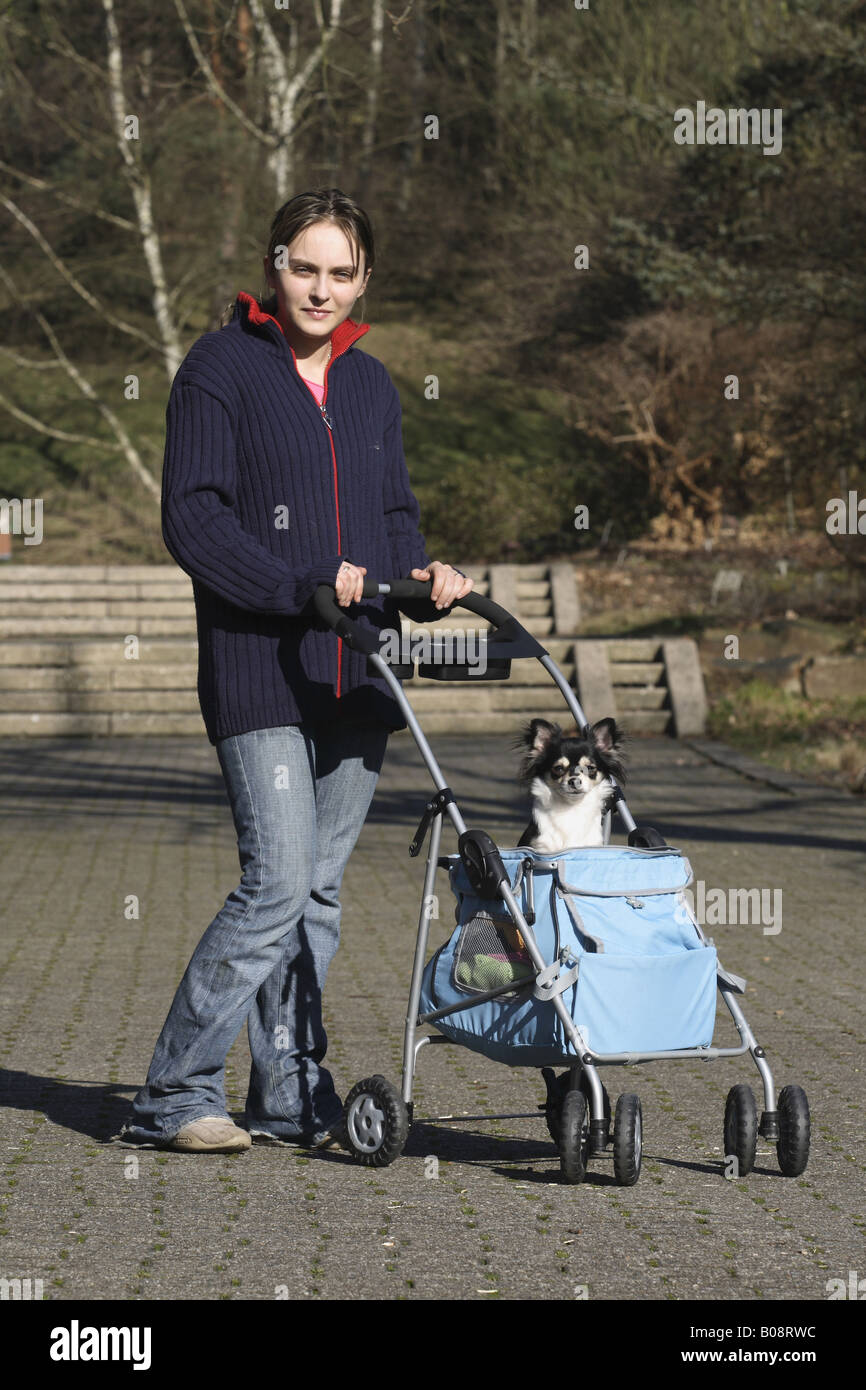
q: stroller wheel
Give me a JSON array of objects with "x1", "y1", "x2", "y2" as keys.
[
  {"x1": 558, "y1": 1089, "x2": 590, "y2": 1184},
  {"x1": 613, "y1": 1094, "x2": 642, "y2": 1186},
  {"x1": 581, "y1": 1072, "x2": 612, "y2": 1153},
  {"x1": 343, "y1": 1075, "x2": 410, "y2": 1168},
  {"x1": 542, "y1": 1068, "x2": 611, "y2": 1149},
  {"x1": 541, "y1": 1068, "x2": 570, "y2": 1145},
  {"x1": 723, "y1": 1083, "x2": 758, "y2": 1177},
  {"x1": 776, "y1": 1085, "x2": 810, "y2": 1177}
]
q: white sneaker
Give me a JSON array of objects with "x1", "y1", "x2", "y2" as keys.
[{"x1": 167, "y1": 1117, "x2": 251, "y2": 1152}]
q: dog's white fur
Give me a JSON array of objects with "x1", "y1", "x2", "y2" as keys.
[{"x1": 527, "y1": 772, "x2": 611, "y2": 851}]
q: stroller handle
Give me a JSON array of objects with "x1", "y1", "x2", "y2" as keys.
[
  {"x1": 312, "y1": 576, "x2": 544, "y2": 659},
  {"x1": 313, "y1": 575, "x2": 639, "y2": 836}
]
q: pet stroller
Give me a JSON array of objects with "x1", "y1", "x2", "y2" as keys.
[{"x1": 313, "y1": 578, "x2": 810, "y2": 1184}]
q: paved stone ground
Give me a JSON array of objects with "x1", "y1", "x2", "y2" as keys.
[{"x1": 0, "y1": 732, "x2": 863, "y2": 1304}]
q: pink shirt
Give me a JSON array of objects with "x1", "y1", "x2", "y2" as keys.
[{"x1": 301, "y1": 376, "x2": 325, "y2": 405}]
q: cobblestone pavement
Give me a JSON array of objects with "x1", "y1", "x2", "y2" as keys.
[{"x1": 0, "y1": 732, "x2": 863, "y2": 1303}]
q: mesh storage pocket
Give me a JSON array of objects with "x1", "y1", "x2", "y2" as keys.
[{"x1": 452, "y1": 909, "x2": 534, "y2": 996}]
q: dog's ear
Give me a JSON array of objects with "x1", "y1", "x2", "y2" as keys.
[
  {"x1": 527, "y1": 718, "x2": 561, "y2": 755},
  {"x1": 592, "y1": 717, "x2": 622, "y2": 754},
  {"x1": 514, "y1": 718, "x2": 561, "y2": 756},
  {"x1": 593, "y1": 717, "x2": 627, "y2": 784}
]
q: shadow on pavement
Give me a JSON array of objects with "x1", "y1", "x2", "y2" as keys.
[{"x1": 0, "y1": 1068, "x2": 139, "y2": 1142}]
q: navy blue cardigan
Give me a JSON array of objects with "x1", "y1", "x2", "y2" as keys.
[{"x1": 161, "y1": 291, "x2": 452, "y2": 742}]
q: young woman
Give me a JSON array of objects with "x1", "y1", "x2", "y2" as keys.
[{"x1": 118, "y1": 188, "x2": 472, "y2": 1152}]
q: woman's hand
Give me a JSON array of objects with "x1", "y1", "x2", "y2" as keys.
[
  {"x1": 409, "y1": 561, "x2": 474, "y2": 610},
  {"x1": 335, "y1": 560, "x2": 367, "y2": 607}
]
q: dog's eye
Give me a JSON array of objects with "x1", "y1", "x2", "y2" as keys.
[{"x1": 586, "y1": 765, "x2": 597, "y2": 777}]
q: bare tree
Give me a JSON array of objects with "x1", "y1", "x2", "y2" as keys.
[
  {"x1": 357, "y1": 0, "x2": 385, "y2": 205},
  {"x1": 398, "y1": 2, "x2": 427, "y2": 215},
  {"x1": 0, "y1": 265, "x2": 161, "y2": 500},
  {"x1": 173, "y1": 0, "x2": 345, "y2": 201},
  {"x1": 203, "y1": 0, "x2": 254, "y2": 329},
  {"x1": 577, "y1": 314, "x2": 724, "y2": 546},
  {"x1": 0, "y1": 2, "x2": 198, "y2": 502},
  {"x1": 103, "y1": 0, "x2": 185, "y2": 379}
]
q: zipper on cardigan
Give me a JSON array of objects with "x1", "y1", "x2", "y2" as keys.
[
  {"x1": 284, "y1": 338, "x2": 343, "y2": 696},
  {"x1": 280, "y1": 324, "x2": 364, "y2": 702},
  {"x1": 239, "y1": 297, "x2": 372, "y2": 707},
  {"x1": 320, "y1": 352, "x2": 342, "y2": 697}
]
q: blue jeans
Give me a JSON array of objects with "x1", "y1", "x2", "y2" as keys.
[{"x1": 118, "y1": 718, "x2": 390, "y2": 1144}]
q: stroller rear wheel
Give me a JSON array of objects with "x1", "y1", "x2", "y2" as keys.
[
  {"x1": 723, "y1": 1083, "x2": 758, "y2": 1177},
  {"x1": 613, "y1": 1093, "x2": 642, "y2": 1186},
  {"x1": 558, "y1": 1089, "x2": 590, "y2": 1184},
  {"x1": 343, "y1": 1075, "x2": 410, "y2": 1168},
  {"x1": 776, "y1": 1085, "x2": 810, "y2": 1177}
]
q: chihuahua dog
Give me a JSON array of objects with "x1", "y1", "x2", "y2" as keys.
[{"x1": 515, "y1": 717, "x2": 626, "y2": 851}]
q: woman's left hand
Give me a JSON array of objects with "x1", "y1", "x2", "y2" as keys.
[{"x1": 409, "y1": 561, "x2": 474, "y2": 610}]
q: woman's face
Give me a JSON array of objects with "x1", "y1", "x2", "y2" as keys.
[{"x1": 264, "y1": 220, "x2": 370, "y2": 343}]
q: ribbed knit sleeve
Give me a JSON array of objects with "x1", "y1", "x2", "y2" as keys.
[
  {"x1": 380, "y1": 377, "x2": 466, "y2": 622},
  {"x1": 381, "y1": 383, "x2": 432, "y2": 580},
  {"x1": 162, "y1": 381, "x2": 343, "y2": 614}
]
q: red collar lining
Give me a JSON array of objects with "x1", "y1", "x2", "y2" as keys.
[{"x1": 235, "y1": 291, "x2": 370, "y2": 357}]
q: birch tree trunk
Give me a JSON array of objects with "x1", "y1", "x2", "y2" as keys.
[
  {"x1": 206, "y1": 0, "x2": 252, "y2": 329},
  {"x1": 358, "y1": 0, "x2": 385, "y2": 205},
  {"x1": 102, "y1": 0, "x2": 184, "y2": 380},
  {"x1": 398, "y1": 3, "x2": 428, "y2": 216},
  {"x1": 247, "y1": 0, "x2": 345, "y2": 202}
]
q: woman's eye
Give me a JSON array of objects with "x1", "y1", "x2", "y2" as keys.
[{"x1": 295, "y1": 269, "x2": 352, "y2": 278}]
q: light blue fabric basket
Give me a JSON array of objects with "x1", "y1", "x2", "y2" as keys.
[{"x1": 418, "y1": 845, "x2": 718, "y2": 1066}]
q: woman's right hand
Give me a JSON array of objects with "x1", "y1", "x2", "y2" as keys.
[{"x1": 334, "y1": 560, "x2": 367, "y2": 607}]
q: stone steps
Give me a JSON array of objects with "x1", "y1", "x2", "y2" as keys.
[
  {"x1": 608, "y1": 661, "x2": 666, "y2": 685},
  {"x1": 573, "y1": 636, "x2": 706, "y2": 735},
  {"x1": 0, "y1": 672, "x2": 578, "y2": 714},
  {"x1": 614, "y1": 685, "x2": 668, "y2": 711},
  {"x1": 0, "y1": 665, "x2": 196, "y2": 692},
  {"x1": 0, "y1": 564, "x2": 586, "y2": 735},
  {"x1": 0, "y1": 618, "x2": 202, "y2": 637},
  {"x1": 0, "y1": 640, "x2": 199, "y2": 666},
  {"x1": 0, "y1": 564, "x2": 706, "y2": 736},
  {"x1": 2, "y1": 601, "x2": 197, "y2": 618},
  {"x1": 604, "y1": 640, "x2": 673, "y2": 728},
  {"x1": 392, "y1": 681, "x2": 574, "y2": 712},
  {"x1": 0, "y1": 712, "x2": 204, "y2": 737},
  {"x1": 607, "y1": 639, "x2": 664, "y2": 662},
  {"x1": 0, "y1": 639, "x2": 578, "y2": 671}
]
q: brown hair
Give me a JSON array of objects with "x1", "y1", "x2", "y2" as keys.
[{"x1": 222, "y1": 187, "x2": 375, "y2": 328}]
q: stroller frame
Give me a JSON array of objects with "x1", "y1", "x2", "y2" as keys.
[{"x1": 313, "y1": 578, "x2": 808, "y2": 1180}]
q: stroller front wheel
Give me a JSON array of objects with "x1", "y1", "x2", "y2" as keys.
[
  {"x1": 343, "y1": 1075, "x2": 410, "y2": 1168},
  {"x1": 558, "y1": 1089, "x2": 590, "y2": 1184},
  {"x1": 723, "y1": 1083, "x2": 758, "y2": 1177}
]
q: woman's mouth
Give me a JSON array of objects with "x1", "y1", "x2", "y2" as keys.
[{"x1": 303, "y1": 309, "x2": 331, "y2": 319}]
